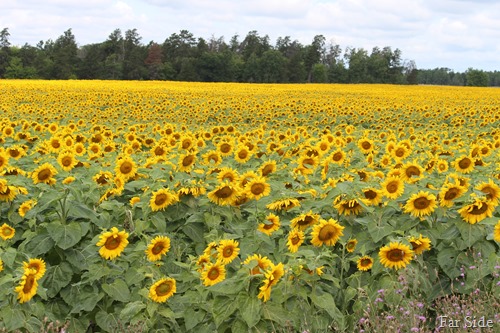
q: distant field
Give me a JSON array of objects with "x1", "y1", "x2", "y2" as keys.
[{"x1": 0, "y1": 80, "x2": 499, "y2": 332}]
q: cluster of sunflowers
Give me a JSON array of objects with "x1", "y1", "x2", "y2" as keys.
[{"x1": 1, "y1": 80, "x2": 500, "y2": 331}]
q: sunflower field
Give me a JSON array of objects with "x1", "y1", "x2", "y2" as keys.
[{"x1": 0, "y1": 80, "x2": 499, "y2": 332}]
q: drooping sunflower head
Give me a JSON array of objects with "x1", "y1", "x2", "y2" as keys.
[
  {"x1": 378, "y1": 242, "x2": 414, "y2": 270},
  {"x1": 286, "y1": 228, "x2": 305, "y2": 253},
  {"x1": 458, "y1": 197, "x2": 495, "y2": 224},
  {"x1": 243, "y1": 254, "x2": 272, "y2": 275},
  {"x1": 476, "y1": 179, "x2": 500, "y2": 205},
  {"x1": 403, "y1": 191, "x2": 437, "y2": 218},
  {"x1": 0, "y1": 184, "x2": 17, "y2": 202},
  {"x1": 408, "y1": 235, "x2": 432, "y2": 255},
  {"x1": 145, "y1": 235, "x2": 171, "y2": 262},
  {"x1": 266, "y1": 197, "x2": 301, "y2": 211},
  {"x1": 357, "y1": 255, "x2": 374, "y2": 271},
  {"x1": 257, "y1": 213, "x2": 281, "y2": 236},
  {"x1": 15, "y1": 270, "x2": 39, "y2": 304},
  {"x1": 290, "y1": 211, "x2": 320, "y2": 230},
  {"x1": 96, "y1": 227, "x2": 129, "y2": 260},
  {"x1": 217, "y1": 239, "x2": 240, "y2": 265},
  {"x1": 23, "y1": 258, "x2": 46, "y2": 280},
  {"x1": 334, "y1": 197, "x2": 363, "y2": 216},
  {"x1": 149, "y1": 277, "x2": 176, "y2": 303},
  {"x1": 311, "y1": 218, "x2": 345, "y2": 247}
]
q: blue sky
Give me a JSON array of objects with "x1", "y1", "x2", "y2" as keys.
[{"x1": 1, "y1": 0, "x2": 499, "y2": 72}]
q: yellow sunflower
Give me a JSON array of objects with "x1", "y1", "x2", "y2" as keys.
[
  {"x1": 334, "y1": 197, "x2": 363, "y2": 216},
  {"x1": 234, "y1": 145, "x2": 252, "y2": 163},
  {"x1": 357, "y1": 255, "x2": 374, "y2": 271},
  {"x1": 361, "y1": 188, "x2": 382, "y2": 206},
  {"x1": 62, "y1": 176, "x2": 76, "y2": 185},
  {"x1": 31, "y1": 163, "x2": 57, "y2": 185},
  {"x1": 327, "y1": 149, "x2": 346, "y2": 165},
  {"x1": 438, "y1": 182, "x2": 467, "y2": 208},
  {"x1": 290, "y1": 211, "x2": 320, "y2": 231},
  {"x1": 266, "y1": 197, "x2": 301, "y2": 211},
  {"x1": 357, "y1": 138, "x2": 375, "y2": 154},
  {"x1": 243, "y1": 254, "x2": 272, "y2": 275},
  {"x1": 115, "y1": 155, "x2": 137, "y2": 180},
  {"x1": 286, "y1": 229, "x2": 305, "y2": 253},
  {"x1": 217, "y1": 239, "x2": 240, "y2": 264},
  {"x1": 458, "y1": 197, "x2": 495, "y2": 224},
  {"x1": 96, "y1": 227, "x2": 129, "y2": 260},
  {"x1": 0, "y1": 184, "x2": 17, "y2": 202},
  {"x1": 0, "y1": 259, "x2": 3, "y2": 272},
  {"x1": 257, "y1": 213, "x2": 281, "y2": 235},
  {"x1": 216, "y1": 167, "x2": 239, "y2": 183},
  {"x1": 23, "y1": 258, "x2": 46, "y2": 280},
  {"x1": 150, "y1": 188, "x2": 179, "y2": 212},
  {"x1": 129, "y1": 196, "x2": 141, "y2": 206},
  {"x1": 201, "y1": 261, "x2": 226, "y2": 286},
  {"x1": 207, "y1": 183, "x2": 239, "y2": 206},
  {"x1": 257, "y1": 262, "x2": 284, "y2": 302},
  {"x1": 381, "y1": 176, "x2": 405, "y2": 199},
  {"x1": 244, "y1": 176, "x2": 271, "y2": 200},
  {"x1": 346, "y1": 239, "x2": 358, "y2": 253},
  {"x1": 145, "y1": 236, "x2": 171, "y2": 262},
  {"x1": 15, "y1": 269, "x2": 38, "y2": 303},
  {"x1": 476, "y1": 179, "x2": 500, "y2": 205},
  {"x1": 378, "y1": 242, "x2": 414, "y2": 270},
  {"x1": 310, "y1": 218, "x2": 345, "y2": 247},
  {"x1": 149, "y1": 277, "x2": 176, "y2": 303},
  {"x1": 57, "y1": 150, "x2": 78, "y2": 172},
  {"x1": 202, "y1": 150, "x2": 222, "y2": 166},
  {"x1": 408, "y1": 235, "x2": 431, "y2": 255},
  {"x1": 403, "y1": 191, "x2": 437, "y2": 218},
  {"x1": 0, "y1": 151, "x2": 9, "y2": 171},
  {"x1": 452, "y1": 155, "x2": 475, "y2": 174},
  {"x1": 400, "y1": 162, "x2": 424, "y2": 184},
  {"x1": 494, "y1": 220, "x2": 500, "y2": 242},
  {"x1": 178, "y1": 153, "x2": 196, "y2": 172},
  {"x1": 0, "y1": 223, "x2": 15, "y2": 240},
  {"x1": 217, "y1": 140, "x2": 234, "y2": 157},
  {"x1": 260, "y1": 160, "x2": 277, "y2": 177},
  {"x1": 196, "y1": 254, "x2": 211, "y2": 273}
]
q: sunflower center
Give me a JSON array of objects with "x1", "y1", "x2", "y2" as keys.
[
  {"x1": 318, "y1": 224, "x2": 338, "y2": 241},
  {"x1": 120, "y1": 161, "x2": 133, "y2": 174},
  {"x1": 37, "y1": 168, "x2": 52, "y2": 181},
  {"x1": 220, "y1": 143, "x2": 231, "y2": 153},
  {"x1": 387, "y1": 249, "x2": 404, "y2": 262},
  {"x1": 360, "y1": 258, "x2": 372, "y2": 266},
  {"x1": 3, "y1": 228, "x2": 12, "y2": 236},
  {"x1": 406, "y1": 166, "x2": 420, "y2": 177},
  {"x1": 104, "y1": 236, "x2": 121, "y2": 250},
  {"x1": 361, "y1": 141, "x2": 371, "y2": 150},
  {"x1": 444, "y1": 188, "x2": 459, "y2": 200},
  {"x1": 469, "y1": 203, "x2": 489, "y2": 215},
  {"x1": 458, "y1": 158, "x2": 471, "y2": 169},
  {"x1": 364, "y1": 190, "x2": 377, "y2": 199},
  {"x1": 480, "y1": 187, "x2": 495, "y2": 200},
  {"x1": 182, "y1": 155, "x2": 195, "y2": 167},
  {"x1": 251, "y1": 183, "x2": 265, "y2": 195},
  {"x1": 238, "y1": 150, "x2": 248, "y2": 159},
  {"x1": 9, "y1": 150, "x2": 20, "y2": 158},
  {"x1": 156, "y1": 282, "x2": 172, "y2": 296},
  {"x1": 386, "y1": 181, "x2": 399, "y2": 193},
  {"x1": 62, "y1": 156, "x2": 73, "y2": 167},
  {"x1": 208, "y1": 154, "x2": 219, "y2": 163},
  {"x1": 223, "y1": 247, "x2": 233, "y2": 258},
  {"x1": 298, "y1": 216, "x2": 314, "y2": 226},
  {"x1": 332, "y1": 152, "x2": 343, "y2": 161},
  {"x1": 23, "y1": 274, "x2": 36, "y2": 294},
  {"x1": 152, "y1": 243, "x2": 165, "y2": 255},
  {"x1": 51, "y1": 141, "x2": 61, "y2": 149},
  {"x1": 208, "y1": 267, "x2": 220, "y2": 280},
  {"x1": 291, "y1": 235, "x2": 301, "y2": 245},
  {"x1": 154, "y1": 147, "x2": 165, "y2": 156},
  {"x1": 215, "y1": 186, "x2": 233, "y2": 199},
  {"x1": 155, "y1": 193, "x2": 168, "y2": 206},
  {"x1": 395, "y1": 148, "x2": 405, "y2": 157},
  {"x1": 413, "y1": 197, "x2": 430, "y2": 209},
  {"x1": 261, "y1": 165, "x2": 274, "y2": 176}
]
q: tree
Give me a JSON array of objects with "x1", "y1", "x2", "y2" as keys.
[
  {"x1": 465, "y1": 68, "x2": 489, "y2": 87},
  {"x1": 345, "y1": 47, "x2": 369, "y2": 83},
  {"x1": 404, "y1": 60, "x2": 418, "y2": 85},
  {"x1": 51, "y1": 29, "x2": 79, "y2": 79},
  {"x1": 123, "y1": 29, "x2": 146, "y2": 80},
  {"x1": 304, "y1": 35, "x2": 325, "y2": 82},
  {"x1": 5, "y1": 56, "x2": 37, "y2": 78},
  {"x1": 145, "y1": 42, "x2": 164, "y2": 80},
  {"x1": 259, "y1": 50, "x2": 287, "y2": 83},
  {"x1": 0, "y1": 28, "x2": 12, "y2": 77}
]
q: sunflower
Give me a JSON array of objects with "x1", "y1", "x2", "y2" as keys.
[
  {"x1": 216, "y1": 167, "x2": 239, "y2": 183},
  {"x1": 257, "y1": 213, "x2": 280, "y2": 235},
  {"x1": 257, "y1": 263, "x2": 285, "y2": 302},
  {"x1": 57, "y1": 150, "x2": 78, "y2": 172},
  {"x1": 196, "y1": 254, "x2": 211, "y2": 273},
  {"x1": 0, "y1": 259, "x2": 3, "y2": 272},
  {"x1": 408, "y1": 235, "x2": 431, "y2": 255},
  {"x1": 327, "y1": 149, "x2": 346, "y2": 166},
  {"x1": 93, "y1": 171, "x2": 114, "y2": 185},
  {"x1": 217, "y1": 141, "x2": 234, "y2": 157},
  {"x1": 296, "y1": 155, "x2": 319, "y2": 175},
  {"x1": 381, "y1": 177, "x2": 405, "y2": 199},
  {"x1": 201, "y1": 261, "x2": 226, "y2": 286},
  {"x1": 96, "y1": 227, "x2": 129, "y2": 260},
  {"x1": 458, "y1": 197, "x2": 495, "y2": 224},
  {"x1": 178, "y1": 153, "x2": 196, "y2": 172},
  {"x1": 0, "y1": 223, "x2": 15, "y2": 240},
  {"x1": 357, "y1": 138, "x2": 374, "y2": 154},
  {"x1": 390, "y1": 143, "x2": 411, "y2": 161},
  {"x1": 62, "y1": 176, "x2": 75, "y2": 185},
  {"x1": 23, "y1": 258, "x2": 46, "y2": 280},
  {"x1": 217, "y1": 239, "x2": 240, "y2": 264},
  {"x1": 15, "y1": 270, "x2": 38, "y2": 303},
  {"x1": 290, "y1": 211, "x2": 320, "y2": 230},
  {"x1": 379, "y1": 242, "x2": 414, "y2": 270},
  {"x1": 234, "y1": 145, "x2": 252, "y2": 163},
  {"x1": 403, "y1": 191, "x2": 437, "y2": 218},
  {"x1": 31, "y1": 163, "x2": 57, "y2": 185},
  {"x1": 452, "y1": 155, "x2": 475, "y2": 174},
  {"x1": 266, "y1": 197, "x2": 301, "y2": 211},
  {"x1": 311, "y1": 218, "x2": 344, "y2": 247},
  {"x1": 203, "y1": 241, "x2": 219, "y2": 258},
  {"x1": 346, "y1": 239, "x2": 358, "y2": 253},
  {"x1": 149, "y1": 277, "x2": 176, "y2": 303},
  {"x1": 361, "y1": 188, "x2": 382, "y2": 206},
  {"x1": 238, "y1": 171, "x2": 259, "y2": 188},
  {"x1": 438, "y1": 182, "x2": 467, "y2": 207},
  {"x1": 436, "y1": 159, "x2": 449, "y2": 173},
  {"x1": 202, "y1": 150, "x2": 222, "y2": 166},
  {"x1": 115, "y1": 155, "x2": 137, "y2": 180},
  {"x1": 260, "y1": 160, "x2": 277, "y2": 177},
  {"x1": 494, "y1": 220, "x2": 500, "y2": 242},
  {"x1": 286, "y1": 228, "x2": 305, "y2": 253},
  {"x1": 357, "y1": 255, "x2": 374, "y2": 271},
  {"x1": 400, "y1": 162, "x2": 424, "y2": 184},
  {"x1": 150, "y1": 188, "x2": 179, "y2": 212},
  {"x1": 244, "y1": 176, "x2": 271, "y2": 200},
  {"x1": 0, "y1": 184, "x2": 17, "y2": 202},
  {"x1": 0, "y1": 151, "x2": 9, "y2": 171},
  {"x1": 207, "y1": 183, "x2": 239, "y2": 206},
  {"x1": 243, "y1": 254, "x2": 272, "y2": 275},
  {"x1": 145, "y1": 236, "x2": 171, "y2": 262},
  {"x1": 476, "y1": 179, "x2": 500, "y2": 205}
]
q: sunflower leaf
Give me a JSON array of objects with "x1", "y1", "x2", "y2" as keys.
[
  {"x1": 102, "y1": 278, "x2": 131, "y2": 303},
  {"x1": 46, "y1": 221, "x2": 83, "y2": 250},
  {"x1": 237, "y1": 292, "x2": 261, "y2": 328},
  {"x1": 1, "y1": 308, "x2": 26, "y2": 332}
]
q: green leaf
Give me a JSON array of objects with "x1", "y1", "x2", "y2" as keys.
[
  {"x1": 95, "y1": 311, "x2": 120, "y2": 332},
  {"x1": 46, "y1": 221, "x2": 83, "y2": 250},
  {"x1": 238, "y1": 293, "x2": 261, "y2": 328},
  {"x1": 151, "y1": 213, "x2": 166, "y2": 233},
  {"x1": 310, "y1": 289, "x2": 344, "y2": 327},
  {"x1": 44, "y1": 262, "x2": 74, "y2": 298},
  {"x1": 212, "y1": 296, "x2": 238, "y2": 328},
  {"x1": 120, "y1": 301, "x2": 146, "y2": 321},
  {"x1": 184, "y1": 308, "x2": 206, "y2": 331},
  {"x1": 182, "y1": 222, "x2": 206, "y2": 243},
  {"x1": 102, "y1": 278, "x2": 131, "y2": 302},
  {"x1": 456, "y1": 220, "x2": 486, "y2": 248},
  {"x1": 24, "y1": 229, "x2": 55, "y2": 256},
  {"x1": 262, "y1": 301, "x2": 296, "y2": 327},
  {"x1": 2, "y1": 307, "x2": 26, "y2": 331},
  {"x1": 437, "y1": 248, "x2": 462, "y2": 279},
  {"x1": 67, "y1": 201, "x2": 98, "y2": 222},
  {"x1": 2, "y1": 247, "x2": 18, "y2": 267},
  {"x1": 367, "y1": 220, "x2": 393, "y2": 243}
]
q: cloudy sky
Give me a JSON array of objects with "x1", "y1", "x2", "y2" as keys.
[{"x1": 1, "y1": 0, "x2": 498, "y2": 72}]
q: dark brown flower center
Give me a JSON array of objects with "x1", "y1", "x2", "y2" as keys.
[
  {"x1": 104, "y1": 236, "x2": 121, "y2": 250},
  {"x1": 318, "y1": 224, "x2": 338, "y2": 241},
  {"x1": 413, "y1": 197, "x2": 430, "y2": 209},
  {"x1": 156, "y1": 282, "x2": 172, "y2": 296},
  {"x1": 387, "y1": 249, "x2": 404, "y2": 261}
]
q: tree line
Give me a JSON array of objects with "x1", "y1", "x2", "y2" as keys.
[{"x1": 0, "y1": 27, "x2": 497, "y2": 86}]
